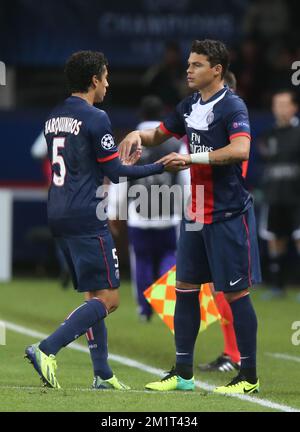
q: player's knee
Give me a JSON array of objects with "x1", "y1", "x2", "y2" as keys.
[
  {"x1": 98, "y1": 289, "x2": 120, "y2": 314},
  {"x1": 86, "y1": 289, "x2": 120, "y2": 314},
  {"x1": 108, "y1": 296, "x2": 120, "y2": 313},
  {"x1": 224, "y1": 289, "x2": 249, "y2": 303}
]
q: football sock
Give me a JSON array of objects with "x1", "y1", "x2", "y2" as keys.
[
  {"x1": 86, "y1": 320, "x2": 113, "y2": 380},
  {"x1": 229, "y1": 294, "x2": 257, "y2": 383},
  {"x1": 39, "y1": 299, "x2": 107, "y2": 356},
  {"x1": 174, "y1": 288, "x2": 200, "y2": 379},
  {"x1": 215, "y1": 292, "x2": 240, "y2": 363}
]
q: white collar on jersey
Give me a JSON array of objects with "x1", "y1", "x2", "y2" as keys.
[{"x1": 184, "y1": 88, "x2": 227, "y2": 131}]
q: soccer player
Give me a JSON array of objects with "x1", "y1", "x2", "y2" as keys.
[
  {"x1": 24, "y1": 51, "x2": 172, "y2": 390},
  {"x1": 198, "y1": 70, "x2": 241, "y2": 372},
  {"x1": 119, "y1": 40, "x2": 261, "y2": 394}
]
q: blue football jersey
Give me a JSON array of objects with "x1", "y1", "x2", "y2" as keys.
[
  {"x1": 160, "y1": 86, "x2": 252, "y2": 223},
  {"x1": 45, "y1": 96, "x2": 119, "y2": 236}
]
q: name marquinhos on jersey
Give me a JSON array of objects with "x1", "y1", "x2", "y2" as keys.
[{"x1": 45, "y1": 117, "x2": 82, "y2": 136}]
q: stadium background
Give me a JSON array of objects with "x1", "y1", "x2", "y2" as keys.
[
  {"x1": 1, "y1": 0, "x2": 300, "y2": 281},
  {"x1": 1, "y1": 0, "x2": 300, "y2": 413}
]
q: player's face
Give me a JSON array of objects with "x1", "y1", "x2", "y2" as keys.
[
  {"x1": 272, "y1": 93, "x2": 298, "y2": 123},
  {"x1": 187, "y1": 53, "x2": 222, "y2": 90},
  {"x1": 94, "y1": 66, "x2": 109, "y2": 103}
]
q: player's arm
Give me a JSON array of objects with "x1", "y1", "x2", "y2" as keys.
[
  {"x1": 118, "y1": 126, "x2": 169, "y2": 162},
  {"x1": 196, "y1": 135, "x2": 250, "y2": 165},
  {"x1": 92, "y1": 111, "x2": 184, "y2": 183},
  {"x1": 101, "y1": 156, "x2": 164, "y2": 184},
  {"x1": 119, "y1": 101, "x2": 186, "y2": 162},
  {"x1": 157, "y1": 136, "x2": 249, "y2": 168},
  {"x1": 206, "y1": 99, "x2": 251, "y2": 165}
]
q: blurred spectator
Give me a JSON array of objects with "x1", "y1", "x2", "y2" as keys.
[
  {"x1": 258, "y1": 90, "x2": 300, "y2": 299},
  {"x1": 141, "y1": 42, "x2": 186, "y2": 108}
]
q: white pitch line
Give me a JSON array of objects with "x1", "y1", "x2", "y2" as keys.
[
  {"x1": 4, "y1": 320, "x2": 300, "y2": 413},
  {"x1": 266, "y1": 352, "x2": 300, "y2": 363}
]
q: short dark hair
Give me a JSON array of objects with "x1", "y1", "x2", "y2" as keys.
[
  {"x1": 140, "y1": 95, "x2": 164, "y2": 121},
  {"x1": 191, "y1": 39, "x2": 229, "y2": 78},
  {"x1": 64, "y1": 51, "x2": 108, "y2": 93},
  {"x1": 272, "y1": 89, "x2": 298, "y2": 106},
  {"x1": 224, "y1": 70, "x2": 237, "y2": 92}
]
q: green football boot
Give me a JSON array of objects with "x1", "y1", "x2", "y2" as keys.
[
  {"x1": 24, "y1": 343, "x2": 61, "y2": 389},
  {"x1": 145, "y1": 367, "x2": 195, "y2": 391},
  {"x1": 92, "y1": 375, "x2": 130, "y2": 390},
  {"x1": 213, "y1": 374, "x2": 259, "y2": 394}
]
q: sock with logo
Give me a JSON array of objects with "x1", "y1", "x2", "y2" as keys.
[
  {"x1": 39, "y1": 299, "x2": 108, "y2": 356},
  {"x1": 86, "y1": 319, "x2": 113, "y2": 380},
  {"x1": 174, "y1": 288, "x2": 200, "y2": 379},
  {"x1": 229, "y1": 294, "x2": 257, "y2": 383}
]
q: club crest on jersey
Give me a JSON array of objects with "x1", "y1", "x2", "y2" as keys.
[
  {"x1": 206, "y1": 111, "x2": 214, "y2": 125},
  {"x1": 101, "y1": 134, "x2": 115, "y2": 150}
]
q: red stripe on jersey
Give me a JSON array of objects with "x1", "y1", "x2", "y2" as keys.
[
  {"x1": 97, "y1": 152, "x2": 119, "y2": 163},
  {"x1": 229, "y1": 132, "x2": 251, "y2": 141},
  {"x1": 189, "y1": 165, "x2": 214, "y2": 224},
  {"x1": 242, "y1": 161, "x2": 249, "y2": 178},
  {"x1": 159, "y1": 122, "x2": 182, "y2": 139}
]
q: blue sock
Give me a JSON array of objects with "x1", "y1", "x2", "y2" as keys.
[
  {"x1": 86, "y1": 320, "x2": 113, "y2": 380},
  {"x1": 39, "y1": 299, "x2": 107, "y2": 356},
  {"x1": 230, "y1": 294, "x2": 258, "y2": 382},
  {"x1": 174, "y1": 288, "x2": 200, "y2": 379}
]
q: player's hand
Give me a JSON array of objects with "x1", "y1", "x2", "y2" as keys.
[
  {"x1": 119, "y1": 131, "x2": 142, "y2": 164},
  {"x1": 157, "y1": 152, "x2": 192, "y2": 172},
  {"x1": 121, "y1": 150, "x2": 142, "y2": 166}
]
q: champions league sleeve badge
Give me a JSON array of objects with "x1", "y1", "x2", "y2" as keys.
[{"x1": 101, "y1": 134, "x2": 115, "y2": 150}]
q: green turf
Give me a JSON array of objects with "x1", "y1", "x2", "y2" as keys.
[{"x1": 0, "y1": 278, "x2": 300, "y2": 412}]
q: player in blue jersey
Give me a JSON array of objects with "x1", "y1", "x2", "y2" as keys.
[
  {"x1": 24, "y1": 51, "x2": 175, "y2": 390},
  {"x1": 119, "y1": 40, "x2": 261, "y2": 394}
]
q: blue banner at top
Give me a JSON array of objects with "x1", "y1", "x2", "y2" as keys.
[{"x1": 0, "y1": 0, "x2": 248, "y2": 66}]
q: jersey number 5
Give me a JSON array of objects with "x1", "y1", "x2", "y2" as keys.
[{"x1": 52, "y1": 137, "x2": 66, "y2": 187}]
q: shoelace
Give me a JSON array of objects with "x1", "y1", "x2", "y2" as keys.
[
  {"x1": 226, "y1": 375, "x2": 245, "y2": 387},
  {"x1": 161, "y1": 367, "x2": 177, "y2": 382}
]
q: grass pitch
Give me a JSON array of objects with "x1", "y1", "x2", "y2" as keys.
[{"x1": 0, "y1": 278, "x2": 300, "y2": 412}]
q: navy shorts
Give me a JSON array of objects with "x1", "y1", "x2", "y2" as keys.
[
  {"x1": 176, "y1": 206, "x2": 262, "y2": 292},
  {"x1": 56, "y1": 230, "x2": 120, "y2": 292}
]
